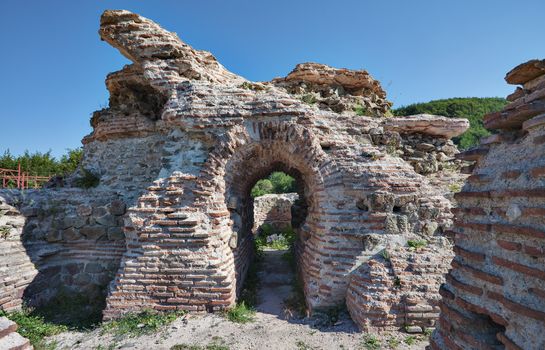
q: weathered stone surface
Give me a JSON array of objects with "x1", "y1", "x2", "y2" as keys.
[
  {"x1": 253, "y1": 193, "x2": 298, "y2": 231},
  {"x1": 505, "y1": 58, "x2": 545, "y2": 85},
  {"x1": 433, "y1": 59, "x2": 545, "y2": 350},
  {"x1": 384, "y1": 114, "x2": 469, "y2": 139},
  {"x1": 0, "y1": 318, "x2": 32, "y2": 350}
]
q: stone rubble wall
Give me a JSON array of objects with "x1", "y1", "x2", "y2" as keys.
[
  {"x1": 432, "y1": 59, "x2": 545, "y2": 350},
  {"x1": 252, "y1": 193, "x2": 298, "y2": 231},
  {"x1": 78, "y1": 135, "x2": 164, "y2": 203},
  {"x1": 0, "y1": 189, "x2": 127, "y2": 311}
]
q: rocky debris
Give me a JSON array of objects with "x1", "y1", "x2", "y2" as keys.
[
  {"x1": 485, "y1": 58, "x2": 545, "y2": 130},
  {"x1": 0, "y1": 317, "x2": 32, "y2": 350},
  {"x1": 384, "y1": 114, "x2": 469, "y2": 139},
  {"x1": 433, "y1": 58, "x2": 545, "y2": 350},
  {"x1": 272, "y1": 62, "x2": 392, "y2": 116}
]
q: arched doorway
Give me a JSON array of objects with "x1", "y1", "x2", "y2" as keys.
[{"x1": 215, "y1": 122, "x2": 330, "y2": 314}]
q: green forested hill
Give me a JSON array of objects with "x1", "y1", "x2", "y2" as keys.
[{"x1": 393, "y1": 97, "x2": 508, "y2": 149}]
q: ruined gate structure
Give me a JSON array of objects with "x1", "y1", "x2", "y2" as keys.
[
  {"x1": 0, "y1": 10, "x2": 470, "y2": 332},
  {"x1": 432, "y1": 60, "x2": 545, "y2": 349}
]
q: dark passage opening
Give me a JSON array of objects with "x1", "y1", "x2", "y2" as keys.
[{"x1": 230, "y1": 166, "x2": 309, "y2": 319}]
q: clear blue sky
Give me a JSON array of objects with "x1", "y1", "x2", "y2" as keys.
[{"x1": 1, "y1": 0, "x2": 544, "y2": 158}]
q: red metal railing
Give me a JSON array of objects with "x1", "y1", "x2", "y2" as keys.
[{"x1": 0, "y1": 164, "x2": 51, "y2": 189}]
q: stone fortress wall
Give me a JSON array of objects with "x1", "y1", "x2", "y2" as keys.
[
  {"x1": 0, "y1": 9, "x2": 472, "y2": 334},
  {"x1": 432, "y1": 59, "x2": 545, "y2": 349}
]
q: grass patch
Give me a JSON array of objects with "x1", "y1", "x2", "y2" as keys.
[
  {"x1": 171, "y1": 336, "x2": 229, "y2": 350},
  {"x1": 0, "y1": 290, "x2": 105, "y2": 350},
  {"x1": 407, "y1": 239, "x2": 428, "y2": 250},
  {"x1": 353, "y1": 104, "x2": 368, "y2": 116},
  {"x1": 295, "y1": 340, "x2": 316, "y2": 350},
  {"x1": 102, "y1": 309, "x2": 185, "y2": 337},
  {"x1": 301, "y1": 94, "x2": 317, "y2": 105},
  {"x1": 74, "y1": 169, "x2": 100, "y2": 188},
  {"x1": 386, "y1": 336, "x2": 400, "y2": 349},
  {"x1": 404, "y1": 335, "x2": 418, "y2": 345},
  {"x1": 0, "y1": 308, "x2": 67, "y2": 350},
  {"x1": 255, "y1": 225, "x2": 296, "y2": 251},
  {"x1": 224, "y1": 301, "x2": 255, "y2": 324},
  {"x1": 360, "y1": 334, "x2": 381, "y2": 350}
]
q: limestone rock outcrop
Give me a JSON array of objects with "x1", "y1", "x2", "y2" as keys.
[
  {"x1": 432, "y1": 59, "x2": 545, "y2": 349},
  {"x1": 0, "y1": 10, "x2": 468, "y2": 334}
]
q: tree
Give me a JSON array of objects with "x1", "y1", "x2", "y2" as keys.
[
  {"x1": 250, "y1": 171, "x2": 297, "y2": 198},
  {"x1": 0, "y1": 148, "x2": 83, "y2": 177}
]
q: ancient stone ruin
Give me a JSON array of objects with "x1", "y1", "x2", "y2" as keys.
[
  {"x1": 0, "y1": 9, "x2": 470, "y2": 334},
  {"x1": 432, "y1": 59, "x2": 545, "y2": 349},
  {"x1": 252, "y1": 193, "x2": 298, "y2": 232},
  {"x1": 0, "y1": 317, "x2": 32, "y2": 350}
]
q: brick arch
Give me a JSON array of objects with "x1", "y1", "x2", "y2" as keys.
[{"x1": 199, "y1": 121, "x2": 335, "y2": 307}]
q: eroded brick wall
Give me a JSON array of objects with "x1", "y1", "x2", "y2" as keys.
[
  {"x1": 0, "y1": 197, "x2": 38, "y2": 311},
  {"x1": 432, "y1": 59, "x2": 545, "y2": 349}
]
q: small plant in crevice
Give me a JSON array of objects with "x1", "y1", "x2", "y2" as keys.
[
  {"x1": 423, "y1": 327, "x2": 434, "y2": 336},
  {"x1": 404, "y1": 335, "x2": 418, "y2": 346},
  {"x1": 360, "y1": 334, "x2": 381, "y2": 350},
  {"x1": 301, "y1": 94, "x2": 317, "y2": 105},
  {"x1": 0, "y1": 225, "x2": 11, "y2": 239},
  {"x1": 448, "y1": 182, "x2": 462, "y2": 193},
  {"x1": 393, "y1": 276, "x2": 402, "y2": 288},
  {"x1": 102, "y1": 309, "x2": 185, "y2": 337},
  {"x1": 380, "y1": 249, "x2": 390, "y2": 261},
  {"x1": 74, "y1": 169, "x2": 100, "y2": 188},
  {"x1": 353, "y1": 104, "x2": 368, "y2": 116},
  {"x1": 407, "y1": 239, "x2": 428, "y2": 250},
  {"x1": 386, "y1": 335, "x2": 401, "y2": 349},
  {"x1": 239, "y1": 81, "x2": 267, "y2": 92}
]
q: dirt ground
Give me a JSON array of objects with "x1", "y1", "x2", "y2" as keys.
[{"x1": 48, "y1": 249, "x2": 429, "y2": 350}]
